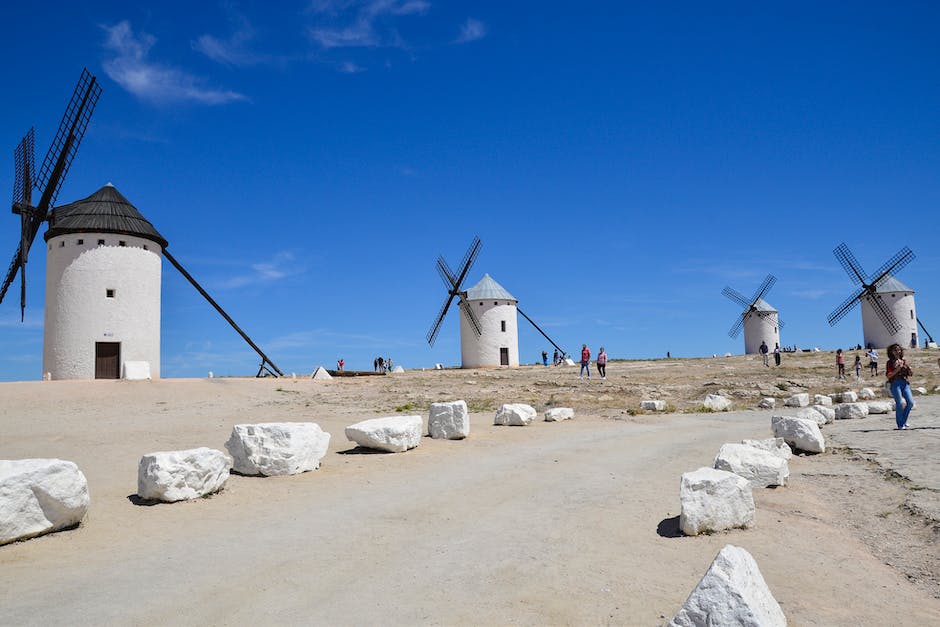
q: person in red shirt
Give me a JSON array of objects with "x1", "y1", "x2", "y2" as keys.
[
  {"x1": 579, "y1": 344, "x2": 591, "y2": 379},
  {"x1": 886, "y1": 343, "x2": 915, "y2": 429},
  {"x1": 836, "y1": 348, "x2": 846, "y2": 380}
]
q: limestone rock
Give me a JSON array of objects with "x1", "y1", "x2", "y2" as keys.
[
  {"x1": 741, "y1": 437, "x2": 792, "y2": 461},
  {"x1": 771, "y1": 416, "x2": 825, "y2": 453},
  {"x1": 545, "y1": 407, "x2": 575, "y2": 422},
  {"x1": 137, "y1": 448, "x2": 230, "y2": 502},
  {"x1": 345, "y1": 416, "x2": 422, "y2": 452},
  {"x1": 858, "y1": 387, "x2": 876, "y2": 400},
  {"x1": 494, "y1": 403, "x2": 537, "y2": 426},
  {"x1": 679, "y1": 467, "x2": 755, "y2": 536},
  {"x1": 640, "y1": 400, "x2": 666, "y2": 411},
  {"x1": 813, "y1": 394, "x2": 833, "y2": 406},
  {"x1": 867, "y1": 401, "x2": 893, "y2": 415},
  {"x1": 563, "y1": 358, "x2": 576, "y2": 366},
  {"x1": 796, "y1": 407, "x2": 827, "y2": 426},
  {"x1": 703, "y1": 394, "x2": 732, "y2": 412},
  {"x1": 311, "y1": 366, "x2": 333, "y2": 380},
  {"x1": 226, "y1": 422, "x2": 331, "y2": 475},
  {"x1": 428, "y1": 400, "x2": 470, "y2": 439},
  {"x1": 915, "y1": 387, "x2": 928, "y2": 396},
  {"x1": 835, "y1": 390, "x2": 858, "y2": 403},
  {"x1": 783, "y1": 393, "x2": 809, "y2": 408},
  {"x1": 834, "y1": 402, "x2": 870, "y2": 420},
  {"x1": 0, "y1": 459, "x2": 89, "y2": 546},
  {"x1": 757, "y1": 398, "x2": 775, "y2": 409},
  {"x1": 669, "y1": 545, "x2": 786, "y2": 627},
  {"x1": 392, "y1": 365, "x2": 405, "y2": 373},
  {"x1": 713, "y1": 444, "x2": 789, "y2": 488},
  {"x1": 812, "y1": 405, "x2": 836, "y2": 424}
]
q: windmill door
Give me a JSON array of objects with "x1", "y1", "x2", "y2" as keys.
[
  {"x1": 95, "y1": 342, "x2": 121, "y2": 379},
  {"x1": 499, "y1": 347, "x2": 509, "y2": 366}
]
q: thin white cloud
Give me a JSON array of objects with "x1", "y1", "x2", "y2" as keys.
[
  {"x1": 193, "y1": 8, "x2": 288, "y2": 68},
  {"x1": 217, "y1": 251, "x2": 301, "y2": 289},
  {"x1": 306, "y1": 0, "x2": 430, "y2": 49},
  {"x1": 339, "y1": 60, "x2": 366, "y2": 73},
  {"x1": 102, "y1": 21, "x2": 247, "y2": 104},
  {"x1": 455, "y1": 18, "x2": 486, "y2": 43}
]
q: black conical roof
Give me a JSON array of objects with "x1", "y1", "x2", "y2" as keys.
[{"x1": 44, "y1": 183, "x2": 168, "y2": 248}]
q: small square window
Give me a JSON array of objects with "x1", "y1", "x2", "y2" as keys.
[
  {"x1": 494, "y1": 301, "x2": 498, "y2": 305},
  {"x1": 77, "y1": 239, "x2": 83, "y2": 245},
  {"x1": 119, "y1": 241, "x2": 126, "y2": 247},
  {"x1": 143, "y1": 245, "x2": 148, "y2": 250},
  {"x1": 59, "y1": 241, "x2": 65, "y2": 247},
  {"x1": 478, "y1": 302, "x2": 483, "y2": 307},
  {"x1": 98, "y1": 239, "x2": 105, "y2": 246},
  {"x1": 106, "y1": 289, "x2": 115, "y2": 298}
]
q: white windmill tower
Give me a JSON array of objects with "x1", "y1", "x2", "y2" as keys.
[
  {"x1": 1, "y1": 70, "x2": 284, "y2": 380},
  {"x1": 722, "y1": 275, "x2": 783, "y2": 354},
  {"x1": 828, "y1": 243, "x2": 918, "y2": 349},
  {"x1": 427, "y1": 236, "x2": 565, "y2": 368}
]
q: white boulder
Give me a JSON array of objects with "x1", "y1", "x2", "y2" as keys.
[
  {"x1": 858, "y1": 387, "x2": 876, "y2": 400},
  {"x1": 564, "y1": 358, "x2": 576, "y2": 366},
  {"x1": 123, "y1": 360, "x2": 151, "y2": 380},
  {"x1": 713, "y1": 444, "x2": 789, "y2": 488},
  {"x1": 757, "y1": 398, "x2": 775, "y2": 409},
  {"x1": 669, "y1": 545, "x2": 786, "y2": 627},
  {"x1": 226, "y1": 422, "x2": 331, "y2": 475},
  {"x1": 866, "y1": 401, "x2": 893, "y2": 415},
  {"x1": 771, "y1": 415, "x2": 825, "y2": 453},
  {"x1": 494, "y1": 403, "x2": 538, "y2": 426},
  {"x1": 545, "y1": 407, "x2": 575, "y2": 421},
  {"x1": 0, "y1": 459, "x2": 89, "y2": 545},
  {"x1": 741, "y1": 437, "x2": 792, "y2": 461},
  {"x1": 640, "y1": 400, "x2": 666, "y2": 411},
  {"x1": 679, "y1": 467, "x2": 755, "y2": 536},
  {"x1": 428, "y1": 400, "x2": 470, "y2": 439},
  {"x1": 813, "y1": 394, "x2": 833, "y2": 406},
  {"x1": 834, "y1": 402, "x2": 870, "y2": 420},
  {"x1": 835, "y1": 390, "x2": 858, "y2": 403},
  {"x1": 311, "y1": 366, "x2": 333, "y2": 380},
  {"x1": 783, "y1": 393, "x2": 810, "y2": 408},
  {"x1": 345, "y1": 416, "x2": 422, "y2": 453},
  {"x1": 812, "y1": 405, "x2": 836, "y2": 424},
  {"x1": 703, "y1": 394, "x2": 732, "y2": 412},
  {"x1": 392, "y1": 365, "x2": 405, "y2": 373},
  {"x1": 137, "y1": 448, "x2": 230, "y2": 502},
  {"x1": 796, "y1": 407, "x2": 827, "y2": 426},
  {"x1": 915, "y1": 387, "x2": 928, "y2": 396}
]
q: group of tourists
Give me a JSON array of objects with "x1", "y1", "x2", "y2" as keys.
[
  {"x1": 758, "y1": 341, "x2": 783, "y2": 367},
  {"x1": 373, "y1": 356, "x2": 393, "y2": 373},
  {"x1": 577, "y1": 344, "x2": 607, "y2": 380}
]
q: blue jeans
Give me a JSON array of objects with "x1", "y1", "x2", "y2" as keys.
[
  {"x1": 580, "y1": 361, "x2": 590, "y2": 377},
  {"x1": 890, "y1": 379, "x2": 915, "y2": 428}
]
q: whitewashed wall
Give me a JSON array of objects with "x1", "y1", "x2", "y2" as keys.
[
  {"x1": 861, "y1": 291, "x2": 917, "y2": 349},
  {"x1": 743, "y1": 311, "x2": 780, "y2": 355},
  {"x1": 460, "y1": 300, "x2": 519, "y2": 368},
  {"x1": 43, "y1": 233, "x2": 162, "y2": 380}
]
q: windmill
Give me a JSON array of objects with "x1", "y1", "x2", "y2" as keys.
[
  {"x1": 2, "y1": 69, "x2": 282, "y2": 379},
  {"x1": 827, "y1": 242, "x2": 918, "y2": 349},
  {"x1": 722, "y1": 274, "x2": 784, "y2": 355},
  {"x1": 427, "y1": 236, "x2": 565, "y2": 368}
]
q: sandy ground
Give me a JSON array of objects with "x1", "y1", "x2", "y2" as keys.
[{"x1": 1, "y1": 350, "x2": 939, "y2": 625}]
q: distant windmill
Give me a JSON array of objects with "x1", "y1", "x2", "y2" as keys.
[
  {"x1": 827, "y1": 242, "x2": 918, "y2": 349},
  {"x1": 722, "y1": 274, "x2": 784, "y2": 354},
  {"x1": 1, "y1": 69, "x2": 282, "y2": 379},
  {"x1": 427, "y1": 236, "x2": 565, "y2": 367}
]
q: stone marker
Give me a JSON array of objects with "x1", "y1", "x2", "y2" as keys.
[
  {"x1": 311, "y1": 366, "x2": 333, "y2": 380},
  {"x1": 703, "y1": 394, "x2": 732, "y2": 412},
  {"x1": 812, "y1": 405, "x2": 835, "y2": 424},
  {"x1": 796, "y1": 407, "x2": 827, "y2": 426},
  {"x1": 679, "y1": 467, "x2": 755, "y2": 536},
  {"x1": 813, "y1": 394, "x2": 833, "y2": 406},
  {"x1": 545, "y1": 407, "x2": 575, "y2": 421},
  {"x1": 123, "y1": 360, "x2": 151, "y2": 380},
  {"x1": 494, "y1": 403, "x2": 537, "y2": 426},
  {"x1": 226, "y1": 422, "x2": 331, "y2": 475},
  {"x1": 784, "y1": 393, "x2": 810, "y2": 408},
  {"x1": 137, "y1": 448, "x2": 231, "y2": 502},
  {"x1": 640, "y1": 400, "x2": 666, "y2": 411},
  {"x1": 392, "y1": 365, "x2": 405, "y2": 373},
  {"x1": 771, "y1": 415, "x2": 825, "y2": 453},
  {"x1": 669, "y1": 545, "x2": 786, "y2": 627},
  {"x1": 428, "y1": 400, "x2": 470, "y2": 439},
  {"x1": 834, "y1": 402, "x2": 870, "y2": 420},
  {"x1": 757, "y1": 398, "x2": 775, "y2": 409},
  {"x1": 741, "y1": 437, "x2": 792, "y2": 460},
  {"x1": 345, "y1": 416, "x2": 422, "y2": 453},
  {"x1": 858, "y1": 387, "x2": 876, "y2": 400},
  {"x1": 866, "y1": 401, "x2": 893, "y2": 415},
  {"x1": 0, "y1": 459, "x2": 89, "y2": 546},
  {"x1": 713, "y1": 443, "x2": 789, "y2": 488}
]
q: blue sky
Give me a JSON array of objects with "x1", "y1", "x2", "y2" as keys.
[{"x1": 0, "y1": 1, "x2": 938, "y2": 380}]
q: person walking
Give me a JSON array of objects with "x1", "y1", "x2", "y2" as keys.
[
  {"x1": 867, "y1": 347, "x2": 879, "y2": 376},
  {"x1": 596, "y1": 347, "x2": 607, "y2": 379},
  {"x1": 854, "y1": 354, "x2": 862, "y2": 380},
  {"x1": 886, "y1": 343, "x2": 915, "y2": 429},
  {"x1": 542, "y1": 351, "x2": 548, "y2": 366},
  {"x1": 836, "y1": 349, "x2": 846, "y2": 380},
  {"x1": 759, "y1": 340, "x2": 769, "y2": 367},
  {"x1": 337, "y1": 358, "x2": 344, "y2": 371},
  {"x1": 377, "y1": 356, "x2": 385, "y2": 373},
  {"x1": 773, "y1": 343, "x2": 781, "y2": 367},
  {"x1": 579, "y1": 344, "x2": 591, "y2": 379},
  {"x1": 553, "y1": 348, "x2": 559, "y2": 366}
]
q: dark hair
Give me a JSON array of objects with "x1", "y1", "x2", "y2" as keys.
[{"x1": 887, "y1": 343, "x2": 902, "y2": 359}]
